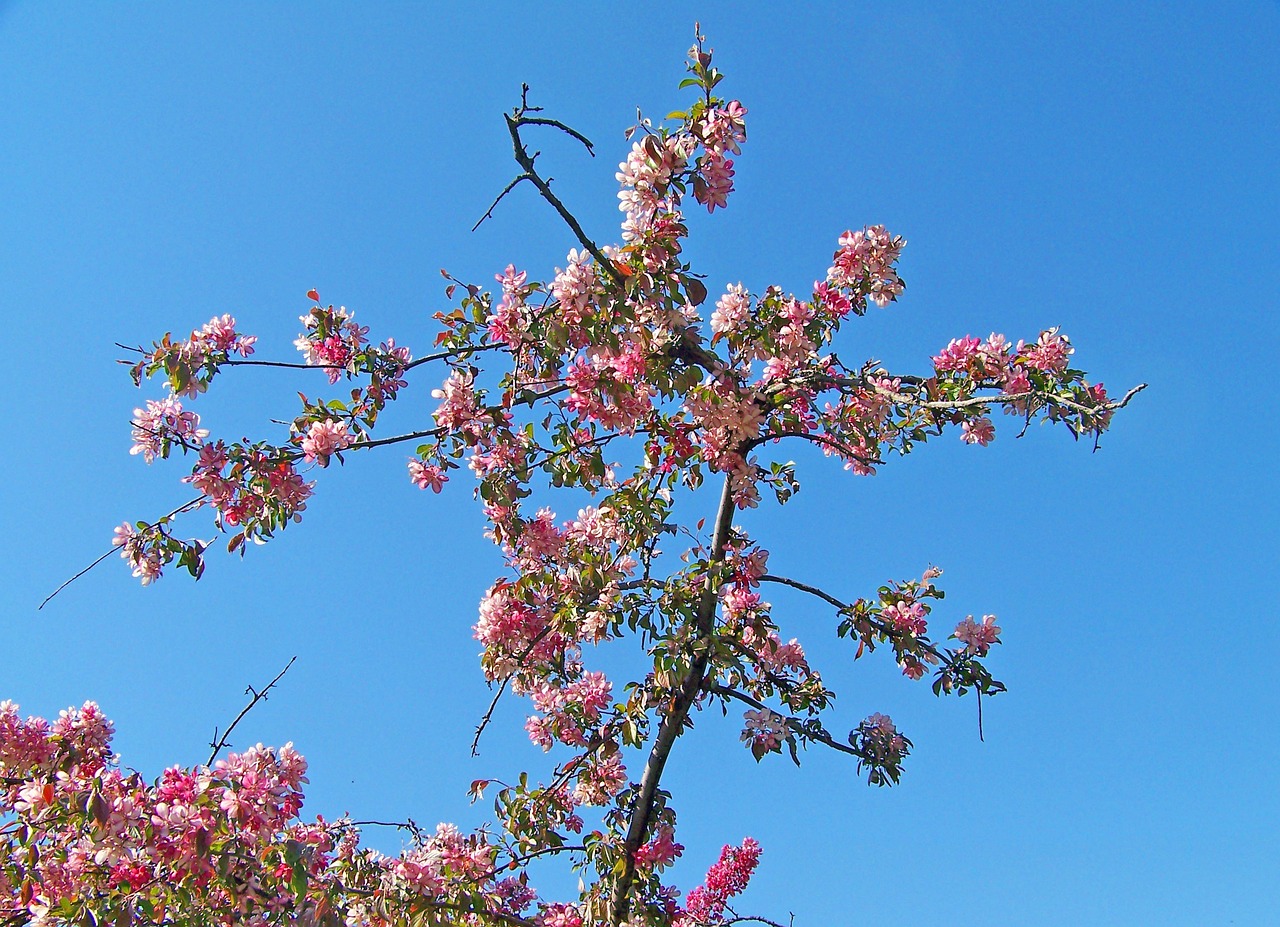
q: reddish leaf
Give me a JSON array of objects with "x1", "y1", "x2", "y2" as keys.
[{"x1": 686, "y1": 277, "x2": 708, "y2": 306}]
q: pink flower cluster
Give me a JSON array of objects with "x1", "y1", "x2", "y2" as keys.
[
  {"x1": 130, "y1": 396, "x2": 208, "y2": 463},
  {"x1": 431, "y1": 369, "x2": 482, "y2": 435},
  {"x1": 0, "y1": 702, "x2": 564, "y2": 926},
  {"x1": 129, "y1": 314, "x2": 258, "y2": 399},
  {"x1": 564, "y1": 352, "x2": 656, "y2": 434},
  {"x1": 194, "y1": 313, "x2": 257, "y2": 358},
  {"x1": 407, "y1": 459, "x2": 448, "y2": 492},
  {"x1": 487, "y1": 264, "x2": 532, "y2": 349},
  {"x1": 826, "y1": 225, "x2": 906, "y2": 309},
  {"x1": 740, "y1": 709, "x2": 787, "y2": 752},
  {"x1": 692, "y1": 100, "x2": 747, "y2": 213},
  {"x1": 525, "y1": 671, "x2": 613, "y2": 751},
  {"x1": 710, "y1": 283, "x2": 750, "y2": 336},
  {"x1": 112, "y1": 521, "x2": 167, "y2": 584},
  {"x1": 856, "y1": 712, "x2": 908, "y2": 776},
  {"x1": 550, "y1": 251, "x2": 597, "y2": 344},
  {"x1": 634, "y1": 824, "x2": 684, "y2": 872},
  {"x1": 295, "y1": 295, "x2": 370, "y2": 384},
  {"x1": 681, "y1": 837, "x2": 761, "y2": 925},
  {"x1": 926, "y1": 327, "x2": 1112, "y2": 443},
  {"x1": 474, "y1": 582, "x2": 563, "y2": 679},
  {"x1": 954, "y1": 614, "x2": 1002, "y2": 655},
  {"x1": 187, "y1": 441, "x2": 313, "y2": 529},
  {"x1": 389, "y1": 823, "x2": 494, "y2": 897},
  {"x1": 300, "y1": 419, "x2": 354, "y2": 464}
]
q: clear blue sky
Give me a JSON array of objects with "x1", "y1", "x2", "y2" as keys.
[{"x1": 2, "y1": 3, "x2": 1277, "y2": 924}]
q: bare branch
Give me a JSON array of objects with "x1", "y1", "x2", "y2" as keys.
[
  {"x1": 206, "y1": 656, "x2": 297, "y2": 766},
  {"x1": 471, "y1": 676, "x2": 512, "y2": 756},
  {"x1": 473, "y1": 173, "x2": 534, "y2": 232},
  {"x1": 516, "y1": 115, "x2": 596, "y2": 155},
  {"x1": 759, "y1": 573, "x2": 848, "y2": 611},
  {"x1": 502, "y1": 101, "x2": 621, "y2": 285},
  {"x1": 747, "y1": 429, "x2": 882, "y2": 467}
]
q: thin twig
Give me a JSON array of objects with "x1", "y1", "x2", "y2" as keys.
[
  {"x1": 977, "y1": 686, "x2": 985, "y2": 742},
  {"x1": 759, "y1": 573, "x2": 847, "y2": 611},
  {"x1": 206, "y1": 656, "x2": 297, "y2": 766},
  {"x1": 473, "y1": 173, "x2": 533, "y2": 231},
  {"x1": 471, "y1": 676, "x2": 511, "y2": 756},
  {"x1": 39, "y1": 496, "x2": 206, "y2": 610},
  {"x1": 118, "y1": 340, "x2": 504, "y2": 373}
]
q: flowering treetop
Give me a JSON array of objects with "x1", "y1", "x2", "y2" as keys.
[{"x1": 10, "y1": 32, "x2": 1142, "y2": 927}]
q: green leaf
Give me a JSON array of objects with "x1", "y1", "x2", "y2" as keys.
[{"x1": 290, "y1": 859, "x2": 308, "y2": 896}]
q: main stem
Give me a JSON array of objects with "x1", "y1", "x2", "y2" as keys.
[{"x1": 609, "y1": 473, "x2": 737, "y2": 924}]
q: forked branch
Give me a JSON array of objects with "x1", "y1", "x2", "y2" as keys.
[{"x1": 207, "y1": 655, "x2": 298, "y2": 766}]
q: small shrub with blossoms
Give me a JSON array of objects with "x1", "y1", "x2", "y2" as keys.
[{"x1": 15, "y1": 31, "x2": 1141, "y2": 927}]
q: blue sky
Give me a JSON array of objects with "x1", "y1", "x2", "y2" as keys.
[{"x1": 2, "y1": 2, "x2": 1277, "y2": 924}]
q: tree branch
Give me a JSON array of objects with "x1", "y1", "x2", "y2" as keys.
[
  {"x1": 759, "y1": 573, "x2": 848, "y2": 611},
  {"x1": 710, "y1": 683, "x2": 858, "y2": 758},
  {"x1": 39, "y1": 496, "x2": 207, "y2": 610},
  {"x1": 473, "y1": 173, "x2": 534, "y2": 232},
  {"x1": 609, "y1": 472, "x2": 736, "y2": 923},
  {"x1": 206, "y1": 656, "x2": 297, "y2": 766},
  {"x1": 500, "y1": 89, "x2": 621, "y2": 286}
]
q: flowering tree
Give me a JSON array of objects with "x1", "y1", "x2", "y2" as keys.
[{"x1": 3, "y1": 35, "x2": 1142, "y2": 927}]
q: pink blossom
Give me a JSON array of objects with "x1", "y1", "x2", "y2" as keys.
[
  {"x1": 684, "y1": 838, "x2": 762, "y2": 923},
  {"x1": 695, "y1": 152, "x2": 735, "y2": 212},
  {"x1": 698, "y1": 100, "x2": 748, "y2": 155},
  {"x1": 932, "y1": 335, "x2": 983, "y2": 373},
  {"x1": 295, "y1": 304, "x2": 367, "y2": 383},
  {"x1": 573, "y1": 750, "x2": 626, "y2": 806},
  {"x1": 300, "y1": 420, "x2": 353, "y2": 463},
  {"x1": 961, "y1": 416, "x2": 995, "y2": 446},
  {"x1": 432, "y1": 369, "x2": 481, "y2": 433},
  {"x1": 130, "y1": 397, "x2": 208, "y2": 462},
  {"x1": 550, "y1": 249, "x2": 597, "y2": 336},
  {"x1": 634, "y1": 824, "x2": 684, "y2": 870},
  {"x1": 1021, "y1": 327, "x2": 1073, "y2": 373},
  {"x1": 740, "y1": 708, "x2": 787, "y2": 751},
  {"x1": 710, "y1": 283, "x2": 751, "y2": 335},
  {"x1": 408, "y1": 459, "x2": 448, "y2": 492},
  {"x1": 538, "y1": 903, "x2": 584, "y2": 927},
  {"x1": 827, "y1": 225, "x2": 905, "y2": 307},
  {"x1": 954, "y1": 614, "x2": 1001, "y2": 655},
  {"x1": 884, "y1": 599, "x2": 928, "y2": 636}
]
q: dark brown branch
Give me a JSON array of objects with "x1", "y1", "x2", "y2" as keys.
[
  {"x1": 352, "y1": 426, "x2": 443, "y2": 451},
  {"x1": 468, "y1": 843, "x2": 588, "y2": 886},
  {"x1": 710, "y1": 683, "x2": 858, "y2": 758},
  {"x1": 759, "y1": 573, "x2": 847, "y2": 611},
  {"x1": 609, "y1": 473, "x2": 736, "y2": 923},
  {"x1": 471, "y1": 676, "x2": 512, "y2": 756},
  {"x1": 206, "y1": 656, "x2": 297, "y2": 766},
  {"x1": 517, "y1": 115, "x2": 597, "y2": 154},
  {"x1": 118, "y1": 341, "x2": 503, "y2": 373},
  {"x1": 723, "y1": 911, "x2": 795, "y2": 927},
  {"x1": 473, "y1": 173, "x2": 534, "y2": 231},
  {"x1": 501, "y1": 91, "x2": 621, "y2": 286},
  {"x1": 747, "y1": 429, "x2": 882, "y2": 467}
]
